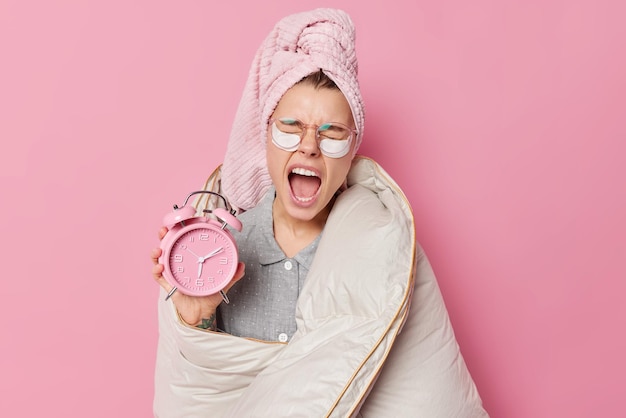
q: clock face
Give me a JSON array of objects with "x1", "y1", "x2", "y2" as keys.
[{"x1": 165, "y1": 225, "x2": 238, "y2": 296}]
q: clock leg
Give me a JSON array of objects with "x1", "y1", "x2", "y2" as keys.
[
  {"x1": 165, "y1": 286, "x2": 178, "y2": 301},
  {"x1": 219, "y1": 290, "x2": 230, "y2": 304}
]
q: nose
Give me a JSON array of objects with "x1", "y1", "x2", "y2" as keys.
[{"x1": 297, "y1": 126, "x2": 321, "y2": 157}]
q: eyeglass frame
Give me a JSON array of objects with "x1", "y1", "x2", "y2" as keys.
[{"x1": 267, "y1": 117, "x2": 358, "y2": 158}]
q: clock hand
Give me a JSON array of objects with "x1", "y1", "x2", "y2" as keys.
[
  {"x1": 186, "y1": 248, "x2": 203, "y2": 260},
  {"x1": 201, "y1": 247, "x2": 224, "y2": 262},
  {"x1": 197, "y1": 262, "x2": 203, "y2": 279}
]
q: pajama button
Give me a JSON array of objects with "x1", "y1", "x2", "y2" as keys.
[
  {"x1": 284, "y1": 260, "x2": 293, "y2": 270},
  {"x1": 278, "y1": 333, "x2": 289, "y2": 342}
]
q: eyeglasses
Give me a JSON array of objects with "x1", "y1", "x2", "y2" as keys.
[{"x1": 268, "y1": 117, "x2": 357, "y2": 158}]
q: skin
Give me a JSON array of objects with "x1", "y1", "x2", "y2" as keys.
[
  {"x1": 268, "y1": 83, "x2": 356, "y2": 257},
  {"x1": 151, "y1": 82, "x2": 355, "y2": 328}
]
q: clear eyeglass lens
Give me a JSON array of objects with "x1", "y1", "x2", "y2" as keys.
[{"x1": 276, "y1": 118, "x2": 302, "y2": 134}]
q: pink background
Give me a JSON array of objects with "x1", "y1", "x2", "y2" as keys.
[{"x1": 1, "y1": 1, "x2": 624, "y2": 417}]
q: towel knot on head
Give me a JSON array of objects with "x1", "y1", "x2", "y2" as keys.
[
  {"x1": 222, "y1": 8, "x2": 365, "y2": 211},
  {"x1": 275, "y1": 14, "x2": 357, "y2": 70}
]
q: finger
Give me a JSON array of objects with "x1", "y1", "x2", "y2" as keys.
[
  {"x1": 233, "y1": 262, "x2": 246, "y2": 282},
  {"x1": 152, "y1": 263, "x2": 175, "y2": 293},
  {"x1": 222, "y1": 263, "x2": 246, "y2": 293},
  {"x1": 158, "y1": 226, "x2": 168, "y2": 240},
  {"x1": 150, "y1": 248, "x2": 162, "y2": 264},
  {"x1": 152, "y1": 262, "x2": 164, "y2": 280}
]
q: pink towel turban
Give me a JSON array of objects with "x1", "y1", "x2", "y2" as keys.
[{"x1": 221, "y1": 8, "x2": 365, "y2": 211}]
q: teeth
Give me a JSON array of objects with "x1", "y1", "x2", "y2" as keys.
[
  {"x1": 291, "y1": 167, "x2": 317, "y2": 177},
  {"x1": 295, "y1": 195, "x2": 314, "y2": 203}
]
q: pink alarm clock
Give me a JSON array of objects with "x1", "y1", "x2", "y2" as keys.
[{"x1": 159, "y1": 191, "x2": 242, "y2": 303}]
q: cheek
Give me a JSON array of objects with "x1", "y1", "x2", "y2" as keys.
[{"x1": 326, "y1": 158, "x2": 352, "y2": 189}]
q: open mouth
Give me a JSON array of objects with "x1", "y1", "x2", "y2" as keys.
[{"x1": 288, "y1": 167, "x2": 321, "y2": 203}]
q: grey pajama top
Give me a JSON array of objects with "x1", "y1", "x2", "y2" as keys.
[{"x1": 217, "y1": 187, "x2": 321, "y2": 342}]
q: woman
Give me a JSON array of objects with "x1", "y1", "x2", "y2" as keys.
[{"x1": 151, "y1": 8, "x2": 487, "y2": 417}]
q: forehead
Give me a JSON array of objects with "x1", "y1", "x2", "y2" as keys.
[{"x1": 273, "y1": 84, "x2": 354, "y2": 125}]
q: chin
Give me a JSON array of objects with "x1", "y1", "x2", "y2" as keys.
[{"x1": 279, "y1": 191, "x2": 332, "y2": 224}]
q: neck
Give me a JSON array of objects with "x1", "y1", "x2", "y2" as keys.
[{"x1": 272, "y1": 198, "x2": 333, "y2": 258}]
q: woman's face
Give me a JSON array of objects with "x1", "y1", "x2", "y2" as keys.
[{"x1": 266, "y1": 83, "x2": 355, "y2": 226}]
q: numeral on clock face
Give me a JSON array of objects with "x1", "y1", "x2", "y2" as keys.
[{"x1": 167, "y1": 225, "x2": 237, "y2": 295}]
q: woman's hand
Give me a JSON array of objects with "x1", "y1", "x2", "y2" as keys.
[{"x1": 151, "y1": 226, "x2": 245, "y2": 328}]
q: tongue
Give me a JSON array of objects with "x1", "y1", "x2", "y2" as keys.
[{"x1": 290, "y1": 174, "x2": 320, "y2": 198}]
